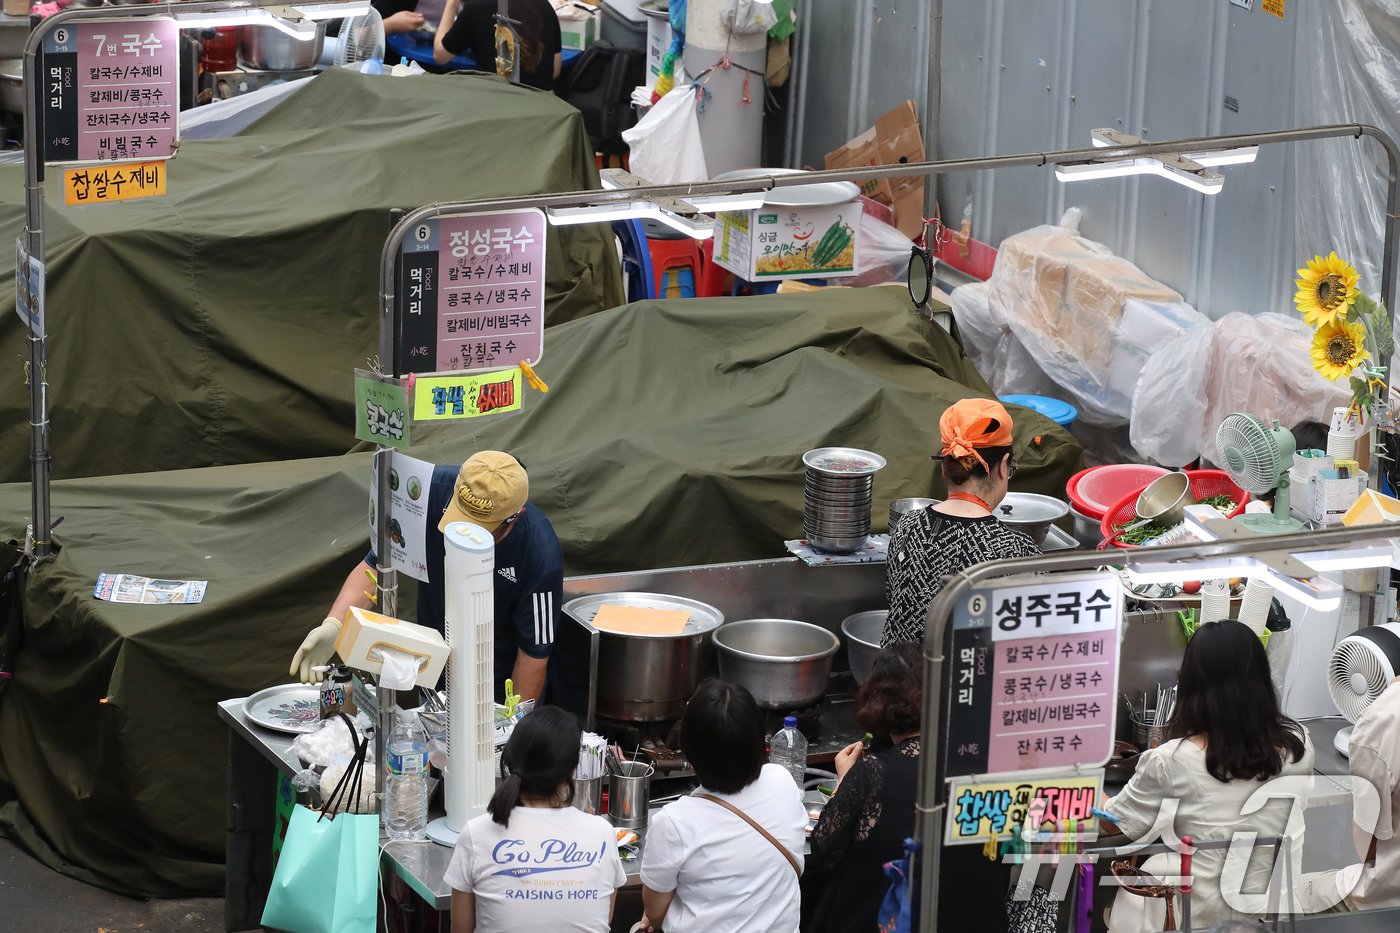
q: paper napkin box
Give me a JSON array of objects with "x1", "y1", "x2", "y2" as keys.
[{"x1": 336, "y1": 606, "x2": 448, "y2": 687}]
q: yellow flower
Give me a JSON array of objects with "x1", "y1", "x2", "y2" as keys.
[
  {"x1": 1310, "y1": 317, "x2": 1370, "y2": 381},
  {"x1": 1294, "y1": 251, "x2": 1359, "y2": 326}
]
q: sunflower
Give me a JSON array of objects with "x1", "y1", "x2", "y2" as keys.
[
  {"x1": 1295, "y1": 251, "x2": 1359, "y2": 327},
  {"x1": 1311, "y1": 317, "x2": 1371, "y2": 381}
]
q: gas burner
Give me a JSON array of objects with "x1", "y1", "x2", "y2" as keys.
[
  {"x1": 763, "y1": 696, "x2": 830, "y2": 740},
  {"x1": 593, "y1": 716, "x2": 690, "y2": 773}
]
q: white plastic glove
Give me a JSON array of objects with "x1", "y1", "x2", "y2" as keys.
[{"x1": 291, "y1": 617, "x2": 341, "y2": 684}]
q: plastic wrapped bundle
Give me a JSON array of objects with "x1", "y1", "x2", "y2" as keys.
[{"x1": 1130, "y1": 313, "x2": 1351, "y2": 468}]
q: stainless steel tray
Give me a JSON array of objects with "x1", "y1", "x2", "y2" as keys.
[
  {"x1": 242, "y1": 683, "x2": 323, "y2": 734},
  {"x1": 562, "y1": 592, "x2": 725, "y2": 638}
]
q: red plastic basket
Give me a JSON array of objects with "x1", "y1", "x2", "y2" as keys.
[
  {"x1": 1099, "y1": 469, "x2": 1250, "y2": 549},
  {"x1": 1067, "y1": 464, "x2": 1170, "y2": 519}
]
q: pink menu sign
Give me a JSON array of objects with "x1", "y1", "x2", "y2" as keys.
[
  {"x1": 41, "y1": 19, "x2": 180, "y2": 165},
  {"x1": 398, "y1": 209, "x2": 547, "y2": 374},
  {"x1": 986, "y1": 579, "x2": 1120, "y2": 773}
]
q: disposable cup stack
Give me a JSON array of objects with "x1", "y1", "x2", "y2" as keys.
[
  {"x1": 1199, "y1": 579, "x2": 1230, "y2": 625},
  {"x1": 1237, "y1": 578, "x2": 1275, "y2": 635},
  {"x1": 1327, "y1": 406, "x2": 1362, "y2": 461}
]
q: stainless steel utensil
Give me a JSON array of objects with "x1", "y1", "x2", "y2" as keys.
[
  {"x1": 713, "y1": 619, "x2": 840, "y2": 709},
  {"x1": 238, "y1": 24, "x2": 326, "y2": 71},
  {"x1": 995, "y1": 492, "x2": 1071, "y2": 545},
  {"x1": 1135, "y1": 471, "x2": 1197, "y2": 527},
  {"x1": 839, "y1": 610, "x2": 886, "y2": 684}
]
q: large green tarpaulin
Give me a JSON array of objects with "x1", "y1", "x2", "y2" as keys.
[
  {"x1": 0, "y1": 68, "x2": 623, "y2": 485},
  {"x1": 0, "y1": 287, "x2": 1082, "y2": 896}
]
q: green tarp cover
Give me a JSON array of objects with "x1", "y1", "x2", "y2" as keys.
[
  {"x1": 0, "y1": 287, "x2": 1082, "y2": 896},
  {"x1": 0, "y1": 68, "x2": 623, "y2": 485}
]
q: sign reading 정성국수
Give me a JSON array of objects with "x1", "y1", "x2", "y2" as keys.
[
  {"x1": 946, "y1": 573, "x2": 1122, "y2": 779},
  {"x1": 41, "y1": 20, "x2": 180, "y2": 166},
  {"x1": 946, "y1": 772, "x2": 1104, "y2": 846},
  {"x1": 397, "y1": 209, "x2": 547, "y2": 376}
]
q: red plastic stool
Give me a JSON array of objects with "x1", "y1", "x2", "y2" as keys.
[
  {"x1": 645, "y1": 230, "x2": 703, "y2": 300},
  {"x1": 697, "y1": 238, "x2": 733, "y2": 298}
]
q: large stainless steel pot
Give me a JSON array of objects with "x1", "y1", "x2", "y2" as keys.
[
  {"x1": 840, "y1": 610, "x2": 885, "y2": 685},
  {"x1": 995, "y1": 492, "x2": 1071, "y2": 545},
  {"x1": 563, "y1": 592, "x2": 724, "y2": 723},
  {"x1": 0, "y1": 61, "x2": 23, "y2": 116},
  {"x1": 713, "y1": 619, "x2": 839, "y2": 710},
  {"x1": 238, "y1": 24, "x2": 326, "y2": 71}
]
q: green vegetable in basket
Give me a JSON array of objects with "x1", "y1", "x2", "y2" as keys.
[
  {"x1": 1200, "y1": 494, "x2": 1237, "y2": 514},
  {"x1": 1114, "y1": 521, "x2": 1173, "y2": 545}
]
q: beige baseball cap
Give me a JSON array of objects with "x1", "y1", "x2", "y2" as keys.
[{"x1": 437, "y1": 451, "x2": 528, "y2": 533}]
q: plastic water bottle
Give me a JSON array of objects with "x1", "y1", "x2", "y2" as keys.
[
  {"x1": 385, "y1": 708, "x2": 428, "y2": 840},
  {"x1": 769, "y1": 716, "x2": 808, "y2": 789}
]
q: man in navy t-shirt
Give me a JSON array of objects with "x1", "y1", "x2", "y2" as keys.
[{"x1": 292, "y1": 451, "x2": 566, "y2": 708}]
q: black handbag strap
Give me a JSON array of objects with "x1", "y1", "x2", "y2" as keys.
[{"x1": 318, "y1": 711, "x2": 370, "y2": 821}]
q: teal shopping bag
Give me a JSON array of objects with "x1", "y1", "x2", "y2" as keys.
[{"x1": 262, "y1": 714, "x2": 380, "y2": 933}]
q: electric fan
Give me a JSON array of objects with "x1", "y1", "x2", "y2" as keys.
[
  {"x1": 334, "y1": 9, "x2": 386, "y2": 68},
  {"x1": 1215, "y1": 412, "x2": 1303, "y2": 534},
  {"x1": 1326, "y1": 623, "x2": 1400, "y2": 756}
]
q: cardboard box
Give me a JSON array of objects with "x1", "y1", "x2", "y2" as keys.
[
  {"x1": 825, "y1": 101, "x2": 925, "y2": 239},
  {"x1": 556, "y1": 4, "x2": 599, "y2": 51},
  {"x1": 713, "y1": 203, "x2": 862, "y2": 281},
  {"x1": 1342, "y1": 489, "x2": 1400, "y2": 527}
]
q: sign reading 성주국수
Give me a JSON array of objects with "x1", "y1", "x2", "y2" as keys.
[{"x1": 946, "y1": 573, "x2": 1122, "y2": 779}]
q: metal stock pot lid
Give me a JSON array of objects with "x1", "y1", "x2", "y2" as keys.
[{"x1": 563, "y1": 592, "x2": 725, "y2": 638}]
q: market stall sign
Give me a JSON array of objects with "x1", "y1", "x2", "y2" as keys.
[
  {"x1": 62, "y1": 160, "x2": 165, "y2": 205},
  {"x1": 946, "y1": 572, "x2": 1122, "y2": 779},
  {"x1": 354, "y1": 370, "x2": 410, "y2": 448},
  {"x1": 411, "y1": 369, "x2": 522, "y2": 422},
  {"x1": 40, "y1": 19, "x2": 180, "y2": 166},
  {"x1": 397, "y1": 209, "x2": 546, "y2": 376},
  {"x1": 945, "y1": 771, "x2": 1104, "y2": 846},
  {"x1": 15, "y1": 240, "x2": 43, "y2": 336}
]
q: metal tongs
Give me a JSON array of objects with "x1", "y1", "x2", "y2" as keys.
[{"x1": 605, "y1": 743, "x2": 627, "y2": 776}]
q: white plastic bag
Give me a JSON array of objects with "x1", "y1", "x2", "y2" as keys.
[
  {"x1": 721, "y1": 0, "x2": 779, "y2": 34},
  {"x1": 621, "y1": 84, "x2": 708, "y2": 185},
  {"x1": 849, "y1": 213, "x2": 914, "y2": 287}
]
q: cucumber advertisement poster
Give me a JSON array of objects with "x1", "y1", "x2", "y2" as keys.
[{"x1": 714, "y1": 204, "x2": 861, "y2": 281}]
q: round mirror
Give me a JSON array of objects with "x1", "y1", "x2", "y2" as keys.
[{"x1": 907, "y1": 245, "x2": 932, "y2": 309}]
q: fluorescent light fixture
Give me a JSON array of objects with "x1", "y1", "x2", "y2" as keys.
[
  {"x1": 684, "y1": 192, "x2": 768, "y2": 213},
  {"x1": 290, "y1": 0, "x2": 372, "y2": 18},
  {"x1": 1293, "y1": 541, "x2": 1400, "y2": 573},
  {"x1": 1124, "y1": 554, "x2": 1343, "y2": 612},
  {"x1": 1056, "y1": 157, "x2": 1222, "y2": 195},
  {"x1": 1182, "y1": 146, "x2": 1259, "y2": 167},
  {"x1": 547, "y1": 202, "x2": 714, "y2": 240}
]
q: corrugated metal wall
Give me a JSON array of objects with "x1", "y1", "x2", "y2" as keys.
[
  {"x1": 936, "y1": 0, "x2": 1298, "y2": 317},
  {"x1": 786, "y1": 0, "x2": 934, "y2": 170}
]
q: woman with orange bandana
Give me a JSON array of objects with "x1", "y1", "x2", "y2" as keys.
[{"x1": 882, "y1": 397, "x2": 1040, "y2": 647}]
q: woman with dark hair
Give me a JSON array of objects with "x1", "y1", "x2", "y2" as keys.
[
  {"x1": 444, "y1": 706, "x2": 625, "y2": 933},
  {"x1": 803, "y1": 644, "x2": 924, "y2": 933},
  {"x1": 639, "y1": 679, "x2": 809, "y2": 933},
  {"x1": 1100, "y1": 620, "x2": 1314, "y2": 932},
  {"x1": 434, "y1": 0, "x2": 563, "y2": 90},
  {"x1": 883, "y1": 398, "x2": 1040, "y2": 646}
]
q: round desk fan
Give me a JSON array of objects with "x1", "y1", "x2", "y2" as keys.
[
  {"x1": 1215, "y1": 413, "x2": 1303, "y2": 534},
  {"x1": 335, "y1": 9, "x2": 386, "y2": 68},
  {"x1": 1327, "y1": 623, "x2": 1400, "y2": 756}
]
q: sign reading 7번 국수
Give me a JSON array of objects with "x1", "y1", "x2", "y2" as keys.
[{"x1": 945, "y1": 573, "x2": 1122, "y2": 779}]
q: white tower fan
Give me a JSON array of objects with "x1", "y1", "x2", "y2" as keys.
[
  {"x1": 1215, "y1": 412, "x2": 1304, "y2": 534},
  {"x1": 426, "y1": 523, "x2": 496, "y2": 847},
  {"x1": 1326, "y1": 623, "x2": 1400, "y2": 757}
]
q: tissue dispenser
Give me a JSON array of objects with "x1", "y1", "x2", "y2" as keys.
[{"x1": 336, "y1": 606, "x2": 448, "y2": 687}]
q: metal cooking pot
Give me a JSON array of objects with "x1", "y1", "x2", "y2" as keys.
[
  {"x1": 840, "y1": 610, "x2": 885, "y2": 685},
  {"x1": 563, "y1": 592, "x2": 724, "y2": 723},
  {"x1": 238, "y1": 24, "x2": 326, "y2": 71},
  {"x1": 713, "y1": 619, "x2": 840, "y2": 710},
  {"x1": 0, "y1": 61, "x2": 23, "y2": 116},
  {"x1": 995, "y1": 491, "x2": 1070, "y2": 545}
]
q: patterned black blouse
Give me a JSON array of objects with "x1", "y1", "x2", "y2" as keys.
[{"x1": 882, "y1": 507, "x2": 1040, "y2": 646}]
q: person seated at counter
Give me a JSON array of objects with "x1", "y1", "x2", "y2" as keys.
[
  {"x1": 1098, "y1": 620, "x2": 1314, "y2": 933},
  {"x1": 445, "y1": 705, "x2": 626, "y2": 932},
  {"x1": 434, "y1": 0, "x2": 563, "y2": 90},
  {"x1": 803, "y1": 643, "x2": 929, "y2": 933},
  {"x1": 639, "y1": 679, "x2": 808, "y2": 933},
  {"x1": 882, "y1": 397, "x2": 1041, "y2": 647}
]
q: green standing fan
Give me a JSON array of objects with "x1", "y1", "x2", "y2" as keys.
[{"x1": 1215, "y1": 413, "x2": 1304, "y2": 534}]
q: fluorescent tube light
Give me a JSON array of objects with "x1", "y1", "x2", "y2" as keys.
[
  {"x1": 1182, "y1": 146, "x2": 1259, "y2": 167},
  {"x1": 1144, "y1": 160, "x2": 1223, "y2": 195},
  {"x1": 1293, "y1": 542, "x2": 1400, "y2": 573},
  {"x1": 292, "y1": 0, "x2": 372, "y2": 18},
  {"x1": 684, "y1": 193, "x2": 768, "y2": 213},
  {"x1": 546, "y1": 202, "x2": 714, "y2": 240},
  {"x1": 1056, "y1": 157, "x2": 1222, "y2": 194}
]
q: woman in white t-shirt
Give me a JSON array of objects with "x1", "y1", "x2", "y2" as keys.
[
  {"x1": 445, "y1": 706, "x2": 626, "y2": 933},
  {"x1": 639, "y1": 679, "x2": 809, "y2": 933}
]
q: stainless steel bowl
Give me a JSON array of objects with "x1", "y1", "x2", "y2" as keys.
[
  {"x1": 0, "y1": 61, "x2": 21, "y2": 116},
  {"x1": 840, "y1": 610, "x2": 886, "y2": 685},
  {"x1": 1135, "y1": 471, "x2": 1197, "y2": 526},
  {"x1": 238, "y1": 24, "x2": 326, "y2": 71},
  {"x1": 995, "y1": 492, "x2": 1070, "y2": 545},
  {"x1": 713, "y1": 619, "x2": 840, "y2": 710},
  {"x1": 888, "y1": 497, "x2": 940, "y2": 533}
]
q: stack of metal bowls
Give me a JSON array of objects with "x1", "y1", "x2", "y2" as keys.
[{"x1": 802, "y1": 447, "x2": 886, "y2": 553}]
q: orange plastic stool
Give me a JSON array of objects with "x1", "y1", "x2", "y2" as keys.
[
  {"x1": 697, "y1": 238, "x2": 733, "y2": 298},
  {"x1": 646, "y1": 234, "x2": 703, "y2": 300}
]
